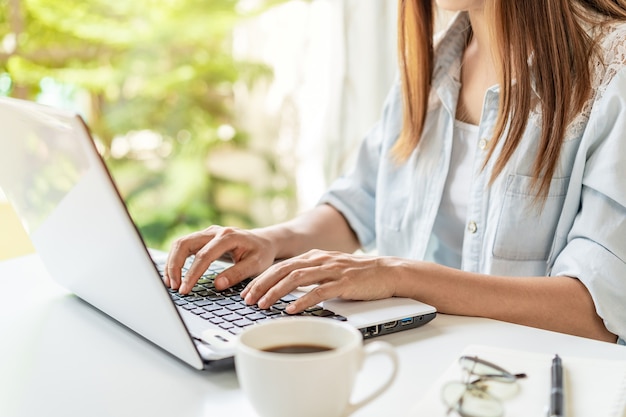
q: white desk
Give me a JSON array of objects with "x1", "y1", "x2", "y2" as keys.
[{"x1": 1, "y1": 255, "x2": 625, "y2": 417}]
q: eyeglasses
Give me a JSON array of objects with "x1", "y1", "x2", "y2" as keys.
[{"x1": 441, "y1": 356, "x2": 527, "y2": 417}]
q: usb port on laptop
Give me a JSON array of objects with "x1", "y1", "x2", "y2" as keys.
[{"x1": 400, "y1": 317, "x2": 414, "y2": 326}]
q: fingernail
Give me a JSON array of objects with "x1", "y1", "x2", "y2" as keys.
[
  {"x1": 286, "y1": 304, "x2": 296, "y2": 314},
  {"x1": 244, "y1": 293, "x2": 253, "y2": 305},
  {"x1": 215, "y1": 277, "x2": 228, "y2": 289}
]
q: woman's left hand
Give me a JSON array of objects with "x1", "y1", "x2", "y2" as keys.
[{"x1": 240, "y1": 249, "x2": 398, "y2": 314}]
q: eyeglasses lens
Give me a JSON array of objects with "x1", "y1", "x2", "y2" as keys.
[
  {"x1": 442, "y1": 381, "x2": 504, "y2": 417},
  {"x1": 441, "y1": 356, "x2": 523, "y2": 417}
]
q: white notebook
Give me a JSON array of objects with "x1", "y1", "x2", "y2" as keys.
[{"x1": 409, "y1": 344, "x2": 626, "y2": 417}]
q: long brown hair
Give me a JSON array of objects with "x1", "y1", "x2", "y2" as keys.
[{"x1": 394, "y1": 0, "x2": 626, "y2": 198}]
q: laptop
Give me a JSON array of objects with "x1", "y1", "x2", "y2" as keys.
[{"x1": 0, "y1": 96, "x2": 436, "y2": 370}]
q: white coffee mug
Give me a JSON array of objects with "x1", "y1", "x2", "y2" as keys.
[{"x1": 235, "y1": 316, "x2": 399, "y2": 417}]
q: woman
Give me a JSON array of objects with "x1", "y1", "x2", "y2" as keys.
[{"x1": 164, "y1": 0, "x2": 626, "y2": 344}]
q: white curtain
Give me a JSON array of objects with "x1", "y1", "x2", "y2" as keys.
[
  {"x1": 293, "y1": 0, "x2": 398, "y2": 209},
  {"x1": 234, "y1": 0, "x2": 398, "y2": 212}
]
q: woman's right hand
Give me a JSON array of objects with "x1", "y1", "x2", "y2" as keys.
[{"x1": 164, "y1": 225, "x2": 278, "y2": 294}]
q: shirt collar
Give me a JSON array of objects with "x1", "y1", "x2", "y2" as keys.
[{"x1": 432, "y1": 12, "x2": 471, "y2": 89}]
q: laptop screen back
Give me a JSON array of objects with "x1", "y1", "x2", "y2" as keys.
[{"x1": 0, "y1": 97, "x2": 204, "y2": 369}]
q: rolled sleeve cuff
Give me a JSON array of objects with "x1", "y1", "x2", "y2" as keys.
[
  {"x1": 551, "y1": 237, "x2": 626, "y2": 343},
  {"x1": 318, "y1": 178, "x2": 377, "y2": 251}
]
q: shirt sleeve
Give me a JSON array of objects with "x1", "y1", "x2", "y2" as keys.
[
  {"x1": 317, "y1": 80, "x2": 402, "y2": 251},
  {"x1": 550, "y1": 69, "x2": 626, "y2": 342}
]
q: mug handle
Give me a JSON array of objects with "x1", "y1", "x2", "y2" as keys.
[{"x1": 343, "y1": 340, "x2": 399, "y2": 416}]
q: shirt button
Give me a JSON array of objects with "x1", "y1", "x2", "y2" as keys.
[
  {"x1": 467, "y1": 221, "x2": 478, "y2": 234},
  {"x1": 478, "y1": 138, "x2": 488, "y2": 150}
]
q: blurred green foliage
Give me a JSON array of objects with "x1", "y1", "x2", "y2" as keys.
[{"x1": 0, "y1": 0, "x2": 294, "y2": 250}]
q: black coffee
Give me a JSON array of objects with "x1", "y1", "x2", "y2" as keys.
[{"x1": 263, "y1": 344, "x2": 333, "y2": 354}]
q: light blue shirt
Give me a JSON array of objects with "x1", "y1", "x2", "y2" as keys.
[{"x1": 319, "y1": 13, "x2": 626, "y2": 343}]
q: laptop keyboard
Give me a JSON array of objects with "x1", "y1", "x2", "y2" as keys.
[{"x1": 155, "y1": 259, "x2": 346, "y2": 335}]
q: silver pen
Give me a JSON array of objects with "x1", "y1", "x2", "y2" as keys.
[{"x1": 549, "y1": 354, "x2": 564, "y2": 417}]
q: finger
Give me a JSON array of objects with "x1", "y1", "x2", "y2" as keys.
[
  {"x1": 239, "y1": 262, "x2": 275, "y2": 299},
  {"x1": 178, "y1": 231, "x2": 258, "y2": 293},
  {"x1": 241, "y1": 261, "x2": 296, "y2": 306},
  {"x1": 163, "y1": 268, "x2": 171, "y2": 287},
  {"x1": 166, "y1": 231, "x2": 213, "y2": 290},
  {"x1": 213, "y1": 258, "x2": 262, "y2": 291},
  {"x1": 285, "y1": 281, "x2": 343, "y2": 314},
  {"x1": 165, "y1": 239, "x2": 190, "y2": 290},
  {"x1": 178, "y1": 249, "x2": 216, "y2": 294},
  {"x1": 248, "y1": 264, "x2": 333, "y2": 309}
]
